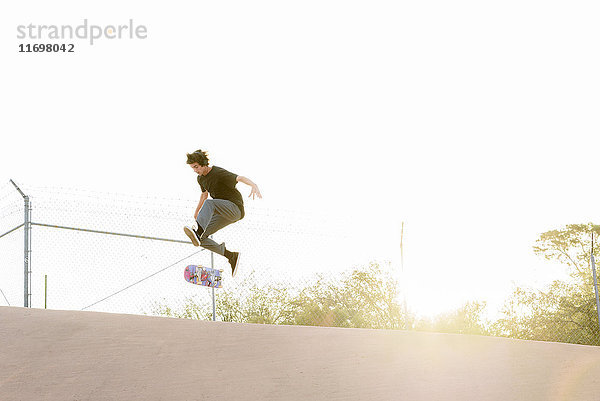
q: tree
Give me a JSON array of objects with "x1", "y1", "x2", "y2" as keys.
[
  {"x1": 533, "y1": 223, "x2": 600, "y2": 284},
  {"x1": 216, "y1": 279, "x2": 296, "y2": 325},
  {"x1": 493, "y1": 223, "x2": 600, "y2": 345},
  {"x1": 150, "y1": 271, "x2": 296, "y2": 324},
  {"x1": 150, "y1": 262, "x2": 413, "y2": 330},
  {"x1": 415, "y1": 301, "x2": 489, "y2": 336},
  {"x1": 290, "y1": 263, "x2": 411, "y2": 329}
]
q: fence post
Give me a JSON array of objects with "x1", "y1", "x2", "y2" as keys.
[
  {"x1": 592, "y1": 233, "x2": 600, "y2": 334},
  {"x1": 210, "y1": 238, "x2": 216, "y2": 322},
  {"x1": 10, "y1": 180, "x2": 31, "y2": 308}
]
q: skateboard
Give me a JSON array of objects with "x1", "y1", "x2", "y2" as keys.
[{"x1": 184, "y1": 265, "x2": 223, "y2": 288}]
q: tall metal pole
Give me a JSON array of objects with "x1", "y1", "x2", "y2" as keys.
[
  {"x1": 210, "y1": 241, "x2": 216, "y2": 322},
  {"x1": 591, "y1": 233, "x2": 600, "y2": 333},
  {"x1": 10, "y1": 179, "x2": 31, "y2": 308},
  {"x1": 400, "y1": 222, "x2": 404, "y2": 272},
  {"x1": 400, "y1": 221, "x2": 408, "y2": 328},
  {"x1": 24, "y1": 195, "x2": 31, "y2": 307}
]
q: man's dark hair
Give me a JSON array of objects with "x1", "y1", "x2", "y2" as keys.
[{"x1": 186, "y1": 149, "x2": 210, "y2": 166}]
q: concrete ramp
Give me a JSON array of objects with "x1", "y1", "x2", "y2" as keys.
[{"x1": 1, "y1": 307, "x2": 600, "y2": 400}]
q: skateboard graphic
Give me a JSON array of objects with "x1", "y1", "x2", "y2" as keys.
[{"x1": 184, "y1": 265, "x2": 223, "y2": 288}]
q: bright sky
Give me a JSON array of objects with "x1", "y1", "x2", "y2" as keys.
[{"x1": 1, "y1": 0, "x2": 599, "y2": 318}]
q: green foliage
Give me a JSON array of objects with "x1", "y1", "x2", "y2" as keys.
[
  {"x1": 290, "y1": 263, "x2": 410, "y2": 329},
  {"x1": 494, "y1": 223, "x2": 600, "y2": 345},
  {"x1": 533, "y1": 223, "x2": 600, "y2": 282},
  {"x1": 491, "y1": 280, "x2": 600, "y2": 345},
  {"x1": 152, "y1": 262, "x2": 413, "y2": 330},
  {"x1": 150, "y1": 296, "x2": 210, "y2": 320},
  {"x1": 215, "y1": 277, "x2": 296, "y2": 325},
  {"x1": 415, "y1": 301, "x2": 490, "y2": 336}
]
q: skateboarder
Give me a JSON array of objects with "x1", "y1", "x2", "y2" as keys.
[{"x1": 183, "y1": 149, "x2": 262, "y2": 277}]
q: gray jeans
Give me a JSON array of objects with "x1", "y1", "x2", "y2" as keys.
[{"x1": 196, "y1": 199, "x2": 242, "y2": 256}]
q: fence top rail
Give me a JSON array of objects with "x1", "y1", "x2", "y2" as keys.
[{"x1": 31, "y1": 222, "x2": 191, "y2": 245}]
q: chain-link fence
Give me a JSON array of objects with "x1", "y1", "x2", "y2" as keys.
[
  {"x1": 0, "y1": 182, "x2": 394, "y2": 323},
  {"x1": 409, "y1": 223, "x2": 600, "y2": 346},
  {"x1": 2, "y1": 181, "x2": 600, "y2": 345},
  {"x1": 0, "y1": 181, "x2": 25, "y2": 307},
  {"x1": 487, "y1": 250, "x2": 600, "y2": 346}
]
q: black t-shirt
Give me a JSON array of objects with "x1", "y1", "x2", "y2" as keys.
[{"x1": 197, "y1": 166, "x2": 245, "y2": 219}]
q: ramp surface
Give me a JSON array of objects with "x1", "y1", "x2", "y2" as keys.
[{"x1": 1, "y1": 307, "x2": 600, "y2": 400}]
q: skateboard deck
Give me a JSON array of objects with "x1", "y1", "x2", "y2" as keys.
[{"x1": 184, "y1": 265, "x2": 223, "y2": 288}]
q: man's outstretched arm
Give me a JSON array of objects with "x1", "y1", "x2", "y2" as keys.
[{"x1": 236, "y1": 176, "x2": 262, "y2": 200}]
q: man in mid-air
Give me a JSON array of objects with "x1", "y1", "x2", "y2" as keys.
[{"x1": 183, "y1": 149, "x2": 262, "y2": 277}]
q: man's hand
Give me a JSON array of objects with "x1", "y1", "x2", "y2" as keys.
[
  {"x1": 249, "y1": 184, "x2": 262, "y2": 200},
  {"x1": 237, "y1": 176, "x2": 263, "y2": 200}
]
